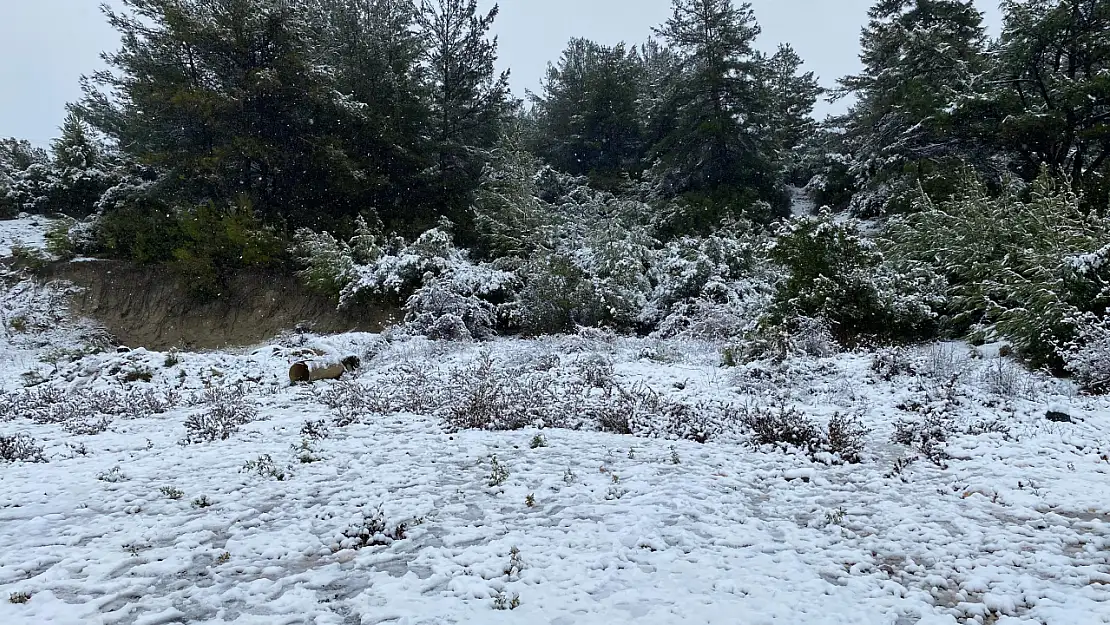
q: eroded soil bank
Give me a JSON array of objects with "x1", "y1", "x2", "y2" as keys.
[{"x1": 39, "y1": 260, "x2": 398, "y2": 350}]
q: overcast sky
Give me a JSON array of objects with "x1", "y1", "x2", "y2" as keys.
[{"x1": 0, "y1": 0, "x2": 1003, "y2": 147}]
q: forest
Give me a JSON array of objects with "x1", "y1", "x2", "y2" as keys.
[{"x1": 1, "y1": 0, "x2": 1108, "y2": 388}]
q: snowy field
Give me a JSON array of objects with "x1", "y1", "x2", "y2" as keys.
[{"x1": 0, "y1": 250, "x2": 1108, "y2": 624}]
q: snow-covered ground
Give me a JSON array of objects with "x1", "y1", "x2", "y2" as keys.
[
  {"x1": 0, "y1": 236, "x2": 1108, "y2": 624},
  {"x1": 0, "y1": 214, "x2": 53, "y2": 257}
]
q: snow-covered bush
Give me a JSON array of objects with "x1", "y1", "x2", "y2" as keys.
[
  {"x1": 729, "y1": 315, "x2": 838, "y2": 364},
  {"x1": 887, "y1": 170, "x2": 1110, "y2": 368},
  {"x1": 183, "y1": 385, "x2": 257, "y2": 443},
  {"x1": 769, "y1": 211, "x2": 943, "y2": 343},
  {"x1": 1064, "y1": 314, "x2": 1110, "y2": 393},
  {"x1": 738, "y1": 402, "x2": 868, "y2": 463},
  {"x1": 0, "y1": 433, "x2": 46, "y2": 463},
  {"x1": 402, "y1": 264, "x2": 517, "y2": 341},
  {"x1": 645, "y1": 228, "x2": 774, "y2": 339}
]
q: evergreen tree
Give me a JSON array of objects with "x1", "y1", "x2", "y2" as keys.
[
  {"x1": 48, "y1": 112, "x2": 116, "y2": 217},
  {"x1": 322, "y1": 0, "x2": 434, "y2": 231},
  {"x1": 986, "y1": 0, "x2": 1110, "y2": 209},
  {"x1": 531, "y1": 38, "x2": 644, "y2": 184},
  {"x1": 0, "y1": 139, "x2": 51, "y2": 217},
  {"x1": 417, "y1": 0, "x2": 513, "y2": 235},
  {"x1": 762, "y1": 44, "x2": 823, "y2": 183},
  {"x1": 651, "y1": 0, "x2": 784, "y2": 225},
  {"x1": 76, "y1": 0, "x2": 359, "y2": 228},
  {"x1": 836, "y1": 0, "x2": 988, "y2": 215}
]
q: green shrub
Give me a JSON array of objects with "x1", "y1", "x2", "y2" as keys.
[
  {"x1": 768, "y1": 212, "x2": 942, "y2": 343},
  {"x1": 887, "y1": 169, "x2": 1110, "y2": 369}
]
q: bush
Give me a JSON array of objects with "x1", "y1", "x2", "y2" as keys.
[
  {"x1": 887, "y1": 170, "x2": 1110, "y2": 369},
  {"x1": 1064, "y1": 313, "x2": 1110, "y2": 393},
  {"x1": 738, "y1": 402, "x2": 868, "y2": 463},
  {"x1": 0, "y1": 433, "x2": 46, "y2": 463},
  {"x1": 403, "y1": 265, "x2": 516, "y2": 341},
  {"x1": 171, "y1": 201, "x2": 283, "y2": 298},
  {"x1": 769, "y1": 212, "x2": 942, "y2": 343},
  {"x1": 182, "y1": 385, "x2": 257, "y2": 443}
]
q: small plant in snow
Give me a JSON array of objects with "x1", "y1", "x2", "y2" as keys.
[
  {"x1": 9, "y1": 591, "x2": 31, "y2": 604},
  {"x1": 669, "y1": 445, "x2": 681, "y2": 465},
  {"x1": 192, "y1": 495, "x2": 213, "y2": 508},
  {"x1": 62, "y1": 415, "x2": 112, "y2": 436},
  {"x1": 163, "y1": 351, "x2": 180, "y2": 368},
  {"x1": 97, "y1": 466, "x2": 127, "y2": 482},
  {"x1": 300, "y1": 419, "x2": 331, "y2": 441},
  {"x1": 492, "y1": 591, "x2": 521, "y2": 610},
  {"x1": 740, "y1": 401, "x2": 824, "y2": 454},
  {"x1": 576, "y1": 354, "x2": 614, "y2": 389},
  {"x1": 563, "y1": 467, "x2": 576, "y2": 484},
  {"x1": 605, "y1": 474, "x2": 627, "y2": 500},
  {"x1": 525, "y1": 493, "x2": 536, "y2": 507},
  {"x1": 884, "y1": 456, "x2": 917, "y2": 481},
  {"x1": 487, "y1": 455, "x2": 509, "y2": 487},
  {"x1": 182, "y1": 385, "x2": 257, "y2": 443},
  {"x1": 336, "y1": 505, "x2": 408, "y2": 550},
  {"x1": 870, "y1": 347, "x2": 916, "y2": 381},
  {"x1": 529, "y1": 433, "x2": 547, "y2": 449},
  {"x1": 979, "y1": 355, "x2": 1026, "y2": 397},
  {"x1": 242, "y1": 454, "x2": 286, "y2": 480},
  {"x1": 160, "y1": 486, "x2": 184, "y2": 500},
  {"x1": 824, "y1": 507, "x2": 847, "y2": 526},
  {"x1": 826, "y1": 412, "x2": 870, "y2": 464},
  {"x1": 0, "y1": 433, "x2": 46, "y2": 463},
  {"x1": 292, "y1": 439, "x2": 323, "y2": 463},
  {"x1": 215, "y1": 551, "x2": 231, "y2": 564},
  {"x1": 121, "y1": 366, "x2": 154, "y2": 383},
  {"x1": 505, "y1": 546, "x2": 524, "y2": 578},
  {"x1": 66, "y1": 441, "x2": 89, "y2": 457},
  {"x1": 892, "y1": 415, "x2": 951, "y2": 468}
]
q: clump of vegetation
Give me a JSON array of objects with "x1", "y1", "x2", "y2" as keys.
[
  {"x1": 487, "y1": 455, "x2": 509, "y2": 487},
  {"x1": 336, "y1": 505, "x2": 409, "y2": 550},
  {"x1": 160, "y1": 486, "x2": 184, "y2": 500},
  {"x1": 0, "y1": 433, "x2": 47, "y2": 463},
  {"x1": 9, "y1": 591, "x2": 31, "y2": 604},
  {"x1": 738, "y1": 402, "x2": 869, "y2": 464},
  {"x1": 182, "y1": 385, "x2": 257, "y2": 443},
  {"x1": 242, "y1": 454, "x2": 286, "y2": 481}
]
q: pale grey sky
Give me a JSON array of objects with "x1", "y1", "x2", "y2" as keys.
[{"x1": 0, "y1": 0, "x2": 1003, "y2": 146}]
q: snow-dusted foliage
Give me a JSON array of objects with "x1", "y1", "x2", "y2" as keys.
[
  {"x1": 295, "y1": 158, "x2": 777, "y2": 340},
  {"x1": 887, "y1": 170, "x2": 1110, "y2": 368},
  {"x1": 646, "y1": 231, "x2": 773, "y2": 340},
  {"x1": 1064, "y1": 314, "x2": 1110, "y2": 393},
  {"x1": 403, "y1": 264, "x2": 518, "y2": 341},
  {"x1": 768, "y1": 212, "x2": 942, "y2": 342}
]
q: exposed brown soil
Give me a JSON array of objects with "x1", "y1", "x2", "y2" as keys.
[{"x1": 39, "y1": 260, "x2": 399, "y2": 350}]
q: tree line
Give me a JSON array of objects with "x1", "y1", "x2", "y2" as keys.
[{"x1": 0, "y1": 0, "x2": 1108, "y2": 378}]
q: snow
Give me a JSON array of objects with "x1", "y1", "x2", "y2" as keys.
[
  {"x1": 0, "y1": 214, "x2": 53, "y2": 257},
  {"x1": 0, "y1": 256, "x2": 1108, "y2": 624}
]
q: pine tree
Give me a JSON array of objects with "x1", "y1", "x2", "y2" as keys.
[
  {"x1": 49, "y1": 112, "x2": 115, "y2": 217},
  {"x1": 52, "y1": 112, "x2": 100, "y2": 171},
  {"x1": 531, "y1": 38, "x2": 644, "y2": 183},
  {"x1": 986, "y1": 0, "x2": 1110, "y2": 209},
  {"x1": 322, "y1": 0, "x2": 434, "y2": 232},
  {"x1": 762, "y1": 44, "x2": 823, "y2": 183},
  {"x1": 417, "y1": 0, "x2": 513, "y2": 235},
  {"x1": 76, "y1": 0, "x2": 359, "y2": 228},
  {"x1": 0, "y1": 139, "x2": 51, "y2": 217},
  {"x1": 835, "y1": 0, "x2": 988, "y2": 215},
  {"x1": 651, "y1": 0, "x2": 784, "y2": 226}
]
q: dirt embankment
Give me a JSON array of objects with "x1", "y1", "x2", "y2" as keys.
[{"x1": 39, "y1": 260, "x2": 398, "y2": 350}]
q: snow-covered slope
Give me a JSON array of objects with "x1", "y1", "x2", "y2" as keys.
[{"x1": 0, "y1": 320, "x2": 1108, "y2": 624}]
